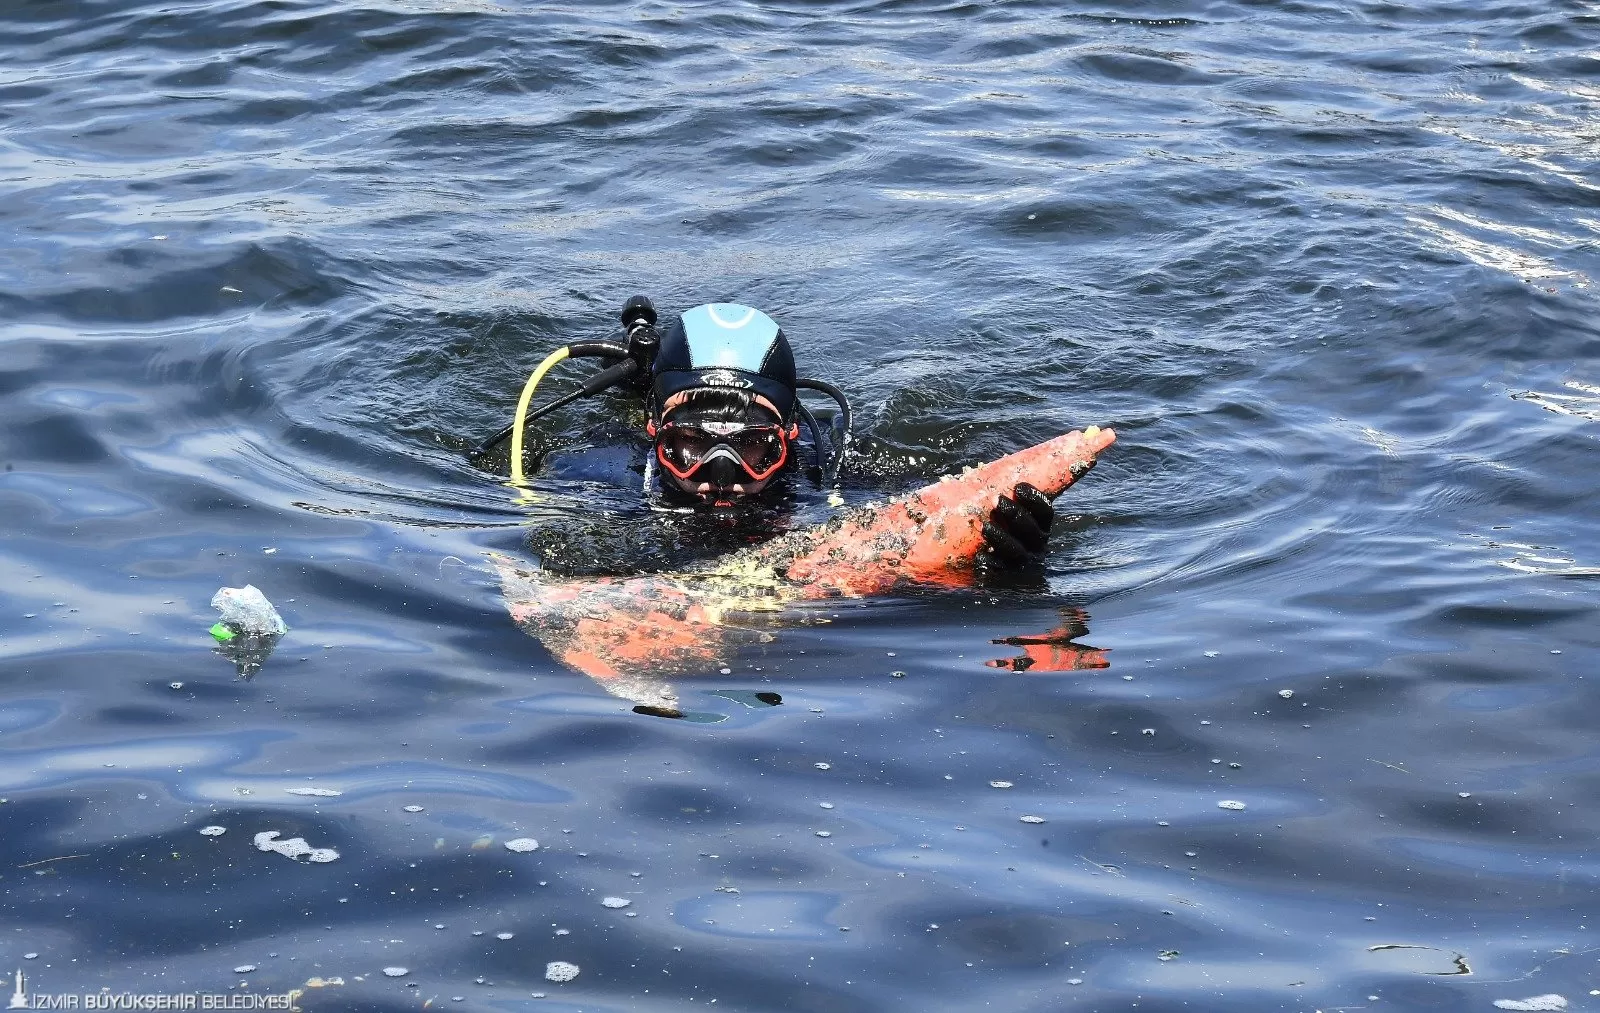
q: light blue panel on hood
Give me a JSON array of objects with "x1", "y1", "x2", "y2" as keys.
[{"x1": 680, "y1": 303, "x2": 780, "y2": 371}]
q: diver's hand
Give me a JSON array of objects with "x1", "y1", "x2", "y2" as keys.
[{"x1": 981, "y1": 482, "x2": 1054, "y2": 565}]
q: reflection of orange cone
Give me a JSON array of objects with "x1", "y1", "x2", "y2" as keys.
[
  {"x1": 499, "y1": 427, "x2": 1116, "y2": 682},
  {"x1": 986, "y1": 607, "x2": 1110, "y2": 672}
]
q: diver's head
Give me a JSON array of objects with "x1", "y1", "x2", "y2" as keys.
[{"x1": 649, "y1": 303, "x2": 799, "y2": 503}]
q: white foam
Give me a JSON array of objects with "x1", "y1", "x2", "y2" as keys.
[
  {"x1": 254, "y1": 830, "x2": 339, "y2": 863},
  {"x1": 545, "y1": 961, "x2": 580, "y2": 983}
]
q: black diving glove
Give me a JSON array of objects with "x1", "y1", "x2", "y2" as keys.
[{"x1": 981, "y1": 482, "x2": 1054, "y2": 565}]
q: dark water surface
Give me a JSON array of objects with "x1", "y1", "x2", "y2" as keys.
[{"x1": 3, "y1": 0, "x2": 1599, "y2": 1009}]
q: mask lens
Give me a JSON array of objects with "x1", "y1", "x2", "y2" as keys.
[
  {"x1": 661, "y1": 426, "x2": 718, "y2": 471},
  {"x1": 728, "y1": 426, "x2": 786, "y2": 476}
]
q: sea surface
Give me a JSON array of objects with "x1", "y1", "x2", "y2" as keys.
[{"x1": 2, "y1": 0, "x2": 1598, "y2": 1010}]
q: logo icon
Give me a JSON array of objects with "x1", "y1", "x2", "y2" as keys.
[
  {"x1": 699, "y1": 369, "x2": 750, "y2": 389},
  {"x1": 8, "y1": 966, "x2": 26, "y2": 1009}
]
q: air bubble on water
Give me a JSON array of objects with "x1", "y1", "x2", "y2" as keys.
[
  {"x1": 1279, "y1": 689, "x2": 1294, "y2": 699},
  {"x1": 819, "y1": 802, "x2": 834, "y2": 809},
  {"x1": 601, "y1": 897, "x2": 631, "y2": 909},
  {"x1": 199, "y1": 826, "x2": 227, "y2": 836},
  {"x1": 814, "y1": 762, "x2": 831, "y2": 770},
  {"x1": 383, "y1": 967, "x2": 408, "y2": 978},
  {"x1": 555, "y1": 929, "x2": 569, "y2": 936},
  {"x1": 815, "y1": 831, "x2": 832, "y2": 838},
  {"x1": 1203, "y1": 651, "x2": 1218, "y2": 658},
  {"x1": 403, "y1": 805, "x2": 424, "y2": 813},
  {"x1": 496, "y1": 933, "x2": 514, "y2": 940},
  {"x1": 545, "y1": 961, "x2": 580, "y2": 983},
  {"x1": 990, "y1": 780, "x2": 1013, "y2": 789},
  {"x1": 234, "y1": 965, "x2": 256, "y2": 974},
  {"x1": 170, "y1": 682, "x2": 184, "y2": 690},
  {"x1": 1141, "y1": 728, "x2": 1155, "y2": 736},
  {"x1": 505, "y1": 838, "x2": 539, "y2": 852},
  {"x1": 1459, "y1": 792, "x2": 1472, "y2": 798},
  {"x1": 285, "y1": 787, "x2": 341, "y2": 797},
  {"x1": 1020, "y1": 815, "x2": 1046, "y2": 824},
  {"x1": 1217, "y1": 800, "x2": 1247, "y2": 811}
]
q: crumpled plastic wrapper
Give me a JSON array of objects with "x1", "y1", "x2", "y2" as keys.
[
  {"x1": 210, "y1": 584, "x2": 287, "y2": 679},
  {"x1": 211, "y1": 584, "x2": 287, "y2": 635}
]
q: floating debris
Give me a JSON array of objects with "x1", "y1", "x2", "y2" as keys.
[
  {"x1": 1494, "y1": 997, "x2": 1567, "y2": 1012},
  {"x1": 234, "y1": 965, "x2": 256, "y2": 974},
  {"x1": 212, "y1": 585, "x2": 287, "y2": 635},
  {"x1": 1278, "y1": 689, "x2": 1294, "y2": 699},
  {"x1": 403, "y1": 805, "x2": 424, "y2": 813},
  {"x1": 545, "y1": 961, "x2": 580, "y2": 983},
  {"x1": 504, "y1": 838, "x2": 540, "y2": 853},
  {"x1": 199, "y1": 826, "x2": 227, "y2": 836},
  {"x1": 495, "y1": 933, "x2": 514, "y2": 941},
  {"x1": 819, "y1": 802, "x2": 835, "y2": 809},
  {"x1": 1158, "y1": 950, "x2": 1179, "y2": 961},
  {"x1": 601, "y1": 897, "x2": 631, "y2": 909},
  {"x1": 815, "y1": 831, "x2": 832, "y2": 838},
  {"x1": 990, "y1": 780, "x2": 1013, "y2": 789},
  {"x1": 1020, "y1": 815, "x2": 1046, "y2": 824},
  {"x1": 285, "y1": 788, "x2": 341, "y2": 797},
  {"x1": 170, "y1": 682, "x2": 184, "y2": 690},
  {"x1": 1217, "y1": 800, "x2": 1247, "y2": 811},
  {"x1": 254, "y1": 831, "x2": 339, "y2": 863},
  {"x1": 814, "y1": 762, "x2": 831, "y2": 770},
  {"x1": 1203, "y1": 651, "x2": 1219, "y2": 658},
  {"x1": 891, "y1": 671, "x2": 906, "y2": 678},
  {"x1": 382, "y1": 967, "x2": 408, "y2": 978}
]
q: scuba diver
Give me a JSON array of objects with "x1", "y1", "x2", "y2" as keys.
[{"x1": 471, "y1": 296, "x2": 1060, "y2": 576}]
